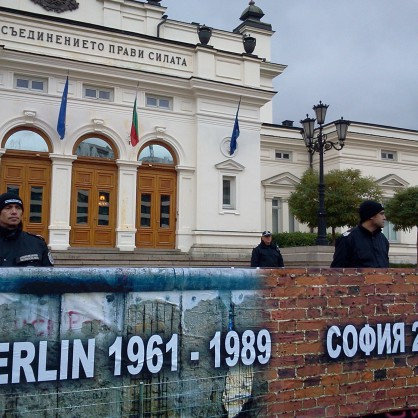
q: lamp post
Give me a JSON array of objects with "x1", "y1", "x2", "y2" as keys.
[{"x1": 300, "y1": 101, "x2": 350, "y2": 245}]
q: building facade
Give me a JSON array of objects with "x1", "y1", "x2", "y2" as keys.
[{"x1": 0, "y1": 0, "x2": 416, "y2": 263}]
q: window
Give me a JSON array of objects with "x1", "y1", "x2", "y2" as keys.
[
  {"x1": 3, "y1": 129, "x2": 49, "y2": 152},
  {"x1": 140, "y1": 193, "x2": 151, "y2": 227},
  {"x1": 14, "y1": 75, "x2": 47, "y2": 93},
  {"x1": 222, "y1": 176, "x2": 236, "y2": 210},
  {"x1": 272, "y1": 198, "x2": 281, "y2": 233},
  {"x1": 275, "y1": 151, "x2": 291, "y2": 161},
  {"x1": 29, "y1": 186, "x2": 43, "y2": 223},
  {"x1": 83, "y1": 85, "x2": 113, "y2": 101},
  {"x1": 138, "y1": 144, "x2": 174, "y2": 165},
  {"x1": 383, "y1": 220, "x2": 398, "y2": 242},
  {"x1": 146, "y1": 94, "x2": 172, "y2": 110},
  {"x1": 382, "y1": 198, "x2": 398, "y2": 242},
  {"x1": 216, "y1": 161, "x2": 244, "y2": 213},
  {"x1": 381, "y1": 150, "x2": 397, "y2": 161},
  {"x1": 75, "y1": 137, "x2": 115, "y2": 159},
  {"x1": 97, "y1": 191, "x2": 110, "y2": 226}
]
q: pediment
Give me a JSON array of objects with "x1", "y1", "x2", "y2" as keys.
[
  {"x1": 262, "y1": 172, "x2": 300, "y2": 187},
  {"x1": 215, "y1": 159, "x2": 245, "y2": 172},
  {"x1": 377, "y1": 174, "x2": 409, "y2": 188}
]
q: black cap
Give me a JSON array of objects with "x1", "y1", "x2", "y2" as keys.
[
  {"x1": 262, "y1": 230, "x2": 272, "y2": 237},
  {"x1": 359, "y1": 200, "x2": 384, "y2": 223},
  {"x1": 0, "y1": 192, "x2": 24, "y2": 213}
]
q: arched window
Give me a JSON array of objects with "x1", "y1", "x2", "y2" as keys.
[
  {"x1": 138, "y1": 143, "x2": 175, "y2": 165},
  {"x1": 74, "y1": 136, "x2": 116, "y2": 159},
  {"x1": 2, "y1": 128, "x2": 50, "y2": 152}
]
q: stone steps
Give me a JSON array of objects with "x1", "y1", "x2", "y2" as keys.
[
  {"x1": 51, "y1": 248, "x2": 250, "y2": 268},
  {"x1": 51, "y1": 246, "x2": 335, "y2": 268}
]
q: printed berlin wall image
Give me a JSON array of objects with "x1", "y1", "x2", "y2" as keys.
[{"x1": 0, "y1": 268, "x2": 271, "y2": 417}]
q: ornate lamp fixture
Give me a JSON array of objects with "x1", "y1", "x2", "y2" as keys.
[{"x1": 300, "y1": 102, "x2": 350, "y2": 245}]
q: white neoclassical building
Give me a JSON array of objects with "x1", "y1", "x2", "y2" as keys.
[{"x1": 0, "y1": 0, "x2": 416, "y2": 263}]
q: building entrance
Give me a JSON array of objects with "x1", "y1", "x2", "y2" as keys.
[
  {"x1": 136, "y1": 168, "x2": 177, "y2": 249},
  {"x1": 136, "y1": 142, "x2": 177, "y2": 249},
  {"x1": 70, "y1": 161, "x2": 117, "y2": 247}
]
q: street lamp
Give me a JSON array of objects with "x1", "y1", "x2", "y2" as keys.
[{"x1": 300, "y1": 101, "x2": 350, "y2": 245}]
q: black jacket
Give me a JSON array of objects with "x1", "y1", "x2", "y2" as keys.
[
  {"x1": 251, "y1": 241, "x2": 284, "y2": 268},
  {"x1": 331, "y1": 224, "x2": 389, "y2": 268},
  {"x1": 0, "y1": 226, "x2": 54, "y2": 267}
]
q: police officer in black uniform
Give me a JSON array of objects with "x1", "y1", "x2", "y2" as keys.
[
  {"x1": 0, "y1": 192, "x2": 54, "y2": 267},
  {"x1": 251, "y1": 230, "x2": 284, "y2": 268},
  {"x1": 331, "y1": 200, "x2": 389, "y2": 268}
]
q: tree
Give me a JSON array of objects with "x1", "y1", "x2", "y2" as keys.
[
  {"x1": 384, "y1": 186, "x2": 418, "y2": 265},
  {"x1": 289, "y1": 168, "x2": 382, "y2": 242}
]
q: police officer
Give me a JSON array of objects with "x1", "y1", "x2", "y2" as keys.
[
  {"x1": 0, "y1": 192, "x2": 54, "y2": 267},
  {"x1": 331, "y1": 200, "x2": 389, "y2": 268},
  {"x1": 251, "y1": 230, "x2": 284, "y2": 268}
]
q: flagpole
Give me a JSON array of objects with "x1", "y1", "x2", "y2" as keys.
[
  {"x1": 229, "y1": 97, "x2": 241, "y2": 156},
  {"x1": 130, "y1": 82, "x2": 140, "y2": 147},
  {"x1": 57, "y1": 74, "x2": 69, "y2": 140}
]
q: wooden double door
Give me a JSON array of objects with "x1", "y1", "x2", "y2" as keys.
[
  {"x1": 71, "y1": 162, "x2": 176, "y2": 249},
  {"x1": 136, "y1": 168, "x2": 176, "y2": 249},
  {"x1": 0, "y1": 152, "x2": 51, "y2": 240},
  {"x1": 70, "y1": 161, "x2": 117, "y2": 247}
]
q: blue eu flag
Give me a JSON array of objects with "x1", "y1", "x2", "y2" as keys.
[
  {"x1": 57, "y1": 76, "x2": 69, "y2": 140},
  {"x1": 229, "y1": 99, "x2": 241, "y2": 155}
]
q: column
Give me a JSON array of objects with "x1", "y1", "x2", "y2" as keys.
[
  {"x1": 176, "y1": 165, "x2": 196, "y2": 252},
  {"x1": 48, "y1": 154, "x2": 77, "y2": 250},
  {"x1": 282, "y1": 199, "x2": 290, "y2": 233},
  {"x1": 115, "y1": 160, "x2": 141, "y2": 251}
]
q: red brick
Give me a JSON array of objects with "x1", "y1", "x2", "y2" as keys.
[
  {"x1": 295, "y1": 319, "x2": 326, "y2": 331},
  {"x1": 273, "y1": 308, "x2": 307, "y2": 321},
  {"x1": 365, "y1": 273, "x2": 395, "y2": 284},
  {"x1": 325, "y1": 405, "x2": 340, "y2": 417},
  {"x1": 294, "y1": 385, "x2": 325, "y2": 399},
  {"x1": 388, "y1": 367, "x2": 413, "y2": 378},
  {"x1": 296, "y1": 340, "x2": 323, "y2": 355},
  {"x1": 325, "y1": 362, "x2": 343, "y2": 375},
  {"x1": 278, "y1": 320, "x2": 297, "y2": 332},
  {"x1": 302, "y1": 397, "x2": 317, "y2": 409},
  {"x1": 388, "y1": 303, "x2": 415, "y2": 315},
  {"x1": 405, "y1": 273, "x2": 418, "y2": 283},
  {"x1": 278, "y1": 331, "x2": 305, "y2": 343},
  {"x1": 340, "y1": 295, "x2": 367, "y2": 306},
  {"x1": 298, "y1": 407, "x2": 326, "y2": 417},
  {"x1": 297, "y1": 364, "x2": 325, "y2": 377},
  {"x1": 274, "y1": 378, "x2": 304, "y2": 391},
  {"x1": 295, "y1": 275, "x2": 327, "y2": 286},
  {"x1": 391, "y1": 284, "x2": 414, "y2": 294}
]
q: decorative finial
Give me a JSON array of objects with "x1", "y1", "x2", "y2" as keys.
[{"x1": 249, "y1": 0, "x2": 255, "y2": 4}]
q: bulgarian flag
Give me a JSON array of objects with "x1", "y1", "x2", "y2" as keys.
[{"x1": 130, "y1": 96, "x2": 139, "y2": 146}]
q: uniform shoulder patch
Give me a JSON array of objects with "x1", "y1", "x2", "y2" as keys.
[
  {"x1": 342, "y1": 230, "x2": 352, "y2": 237},
  {"x1": 48, "y1": 251, "x2": 54, "y2": 265},
  {"x1": 27, "y1": 232, "x2": 46, "y2": 242}
]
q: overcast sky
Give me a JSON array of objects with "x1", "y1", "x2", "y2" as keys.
[{"x1": 164, "y1": 0, "x2": 418, "y2": 130}]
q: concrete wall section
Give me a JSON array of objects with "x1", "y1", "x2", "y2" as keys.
[{"x1": 0, "y1": 267, "x2": 267, "y2": 417}]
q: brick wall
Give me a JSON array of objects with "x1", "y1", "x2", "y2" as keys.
[{"x1": 263, "y1": 268, "x2": 418, "y2": 418}]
